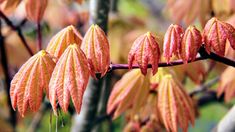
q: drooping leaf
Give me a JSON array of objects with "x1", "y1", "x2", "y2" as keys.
[
  {"x1": 128, "y1": 32, "x2": 160, "y2": 75},
  {"x1": 46, "y1": 25, "x2": 83, "y2": 59},
  {"x1": 107, "y1": 70, "x2": 150, "y2": 119},
  {"x1": 217, "y1": 66, "x2": 235, "y2": 102},
  {"x1": 180, "y1": 26, "x2": 202, "y2": 63},
  {"x1": 81, "y1": 24, "x2": 110, "y2": 77},
  {"x1": 158, "y1": 75, "x2": 195, "y2": 132},
  {"x1": 25, "y1": 0, "x2": 48, "y2": 22},
  {"x1": 10, "y1": 50, "x2": 55, "y2": 117},
  {"x1": 203, "y1": 17, "x2": 235, "y2": 56},
  {"x1": 49, "y1": 44, "x2": 90, "y2": 115},
  {"x1": 163, "y1": 24, "x2": 184, "y2": 63}
]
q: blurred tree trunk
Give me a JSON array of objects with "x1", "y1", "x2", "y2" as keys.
[{"x1": 71, "y1": 0, "x2": 110, "y2": 132}]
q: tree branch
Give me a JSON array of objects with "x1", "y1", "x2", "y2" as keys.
[
  {"x1": 0, "y1": 19, "x2": 16, "y2": 131},
  {"x1": 109, "y1": 47, "x2": 235, "y2": 71},
  {"x1": 0, "y1": 11, "x2": 34, "y2": 56},
  {"x1": 189, "y1": 76, "x2": 220, "y2": 97}
]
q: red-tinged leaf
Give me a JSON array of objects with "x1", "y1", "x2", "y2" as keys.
[
  {"x1": 10, "y1": 50, "x2": 55, "y2": 117},
  {"x1": 158, "y1": 75, "x2": 195, "y2": 132},
  {"x1": 49, "y1": 44, "x2": 90, "y2": 115},
  {"x1": 203, "y1": 17, "x2": 235, "y2": 56},
  {"x1": 81, "y1": 24, "x2": 110, "y2": 77},
  {"x1": 217, "y1": 66, "x2": 235, "y2": 102},
  {"x1": 128, "y1": 32, "x2": 160, "y2": 75},
  {"x1": 107, "y1": 70, "x2": 150, "y2": 119},
  {"x1": 46, "y1": 25, "x2": 83, "y2": 59},
  {"x1": 180, "y1": 26, "x2": 202, "y2": 63},
  {"x1": 163, "y1": 24, "x2": 184, "y2": 63},
  {"x1": 25, "y1": 0, "x2": 48, "y2": 22}
]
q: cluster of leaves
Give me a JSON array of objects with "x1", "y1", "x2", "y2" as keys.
[
  {"x1": 7, "y1": 3, "x2": 235, "y2": 130},
  {"x1": 108, "y1": 68, "x2": 195, "y2": 132},
  {"x1": 107, "y1": 17, "x2": 235, "y2": 132},
  {"x1": 10, "y1": 24, "x2": 110, "y2": 116}
]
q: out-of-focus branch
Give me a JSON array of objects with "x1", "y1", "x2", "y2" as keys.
[
  {"x1": 190, "y1": 76, "x2": 220, "y2": 97},
  {"x1": 0, "y1": 19, "x2": 17, "y2": 131},
  {"x1": 0, "y1": 11, "x2": 34, "y2": 56}
]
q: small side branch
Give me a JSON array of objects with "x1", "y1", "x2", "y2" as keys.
[{"x1": 0, "y1": 11, "x2": 34, "y2": 56}]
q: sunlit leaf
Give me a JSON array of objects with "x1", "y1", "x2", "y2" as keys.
[
  {"x1": 49, "y1": 44, "x2": 90, "y2": 115},
  {"x1": 46, "y1": 25, "x2": 83, "y2": 59},
  {"x1": 81, "y1": 24, "x2": 110, "y2": 77},
  {"x1": 163, "y1": 24, "x2": 184, "y2": 63},
  {"x1": 203, "y1": 17, "x2": 235, "y2": 56},
  {"x1": 10, "y1": 50, "x2": 55, "y2": 117},
  {"x1": 107, "y1": 70, "x2": 150, "y2": 119},
  {"x1": 180, "y1": 26, "x2": 202, "y2": 63},
  {"x1": 158, "y1": 75, "x2": 195, "y2": 132},
  {"x1": 128, "y1": 32, "x2": 160, "y2": 75}
]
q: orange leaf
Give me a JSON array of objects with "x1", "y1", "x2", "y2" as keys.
[
  {"x1": 163, "y1": 24, "x2": 184, "y2": 63},
  {"x1": 81, "y1": 24, "x2": 110, "y2": 77},
  {"x1": 203, "y1": 17, "x2": 235, "y2": 56},
  {"x1": 0, "y1": 0, "x2": 20, "y2": 14},
  {"x1": 49, "y1": 44, "x2": 90, "y2": 115},
  {"x1": 158, "y1": 75, "x2": 195, "y2": 132},
  {"x1": 128, "y1": 32, "x2": 160, "y2": 75},
  {"x1": 107, "y1": 70, "x2": 150, "y2": 119},
  {"x1": 180, "y1": 26, "x2": 202, "y2": 63},
  {"x1": 10, "y1": 50, "x2": 55, "y2": 117},
  {"x1": 25, "y1": 0, "x2": 48, "y2": 22},
  {"x1": 46, "y1": 25, "x2": 83, "y2": 59},
  {"x1": 217, "y1": 66, "x2": 235, "y2": 102}
]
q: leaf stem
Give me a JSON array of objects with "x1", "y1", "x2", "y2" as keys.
[{"x1": 109, "y1": 47, "x2": 235, "y2": 71}]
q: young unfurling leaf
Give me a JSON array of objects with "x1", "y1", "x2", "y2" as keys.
[
  {"x1": 203, "y1": 17, "x2": 235, "y2": 56},
  {"x1": 25, "y1": 0, "x2": 48, "y2": 22},
  {"x1": 158, "y1": 75, "x2": 195, "y2": 132},
  {"x1": 46, "y1": 25, "x2": 83, "y2": 59},
  {"x1": 128, "y1": 32, "x2": 160, "y2": 75},
  {"x1": 81, "y1": 24, "x2": 110, "y2": 77},
  {"x1": 163, "y1": 24, "x2": 184, "y2": 63},
  {"x1": 49, "y1": 44, "x2": 90, "y2": 115},
  {"x1": 10, "y1": 50, "x2": 55, "y2": 117},
  {"x1": 180, "y1": 26, "x2": 202, "y2": 63},
  {"x1": 107, "y1": 70, "x2": 150, "y2": 119}
]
